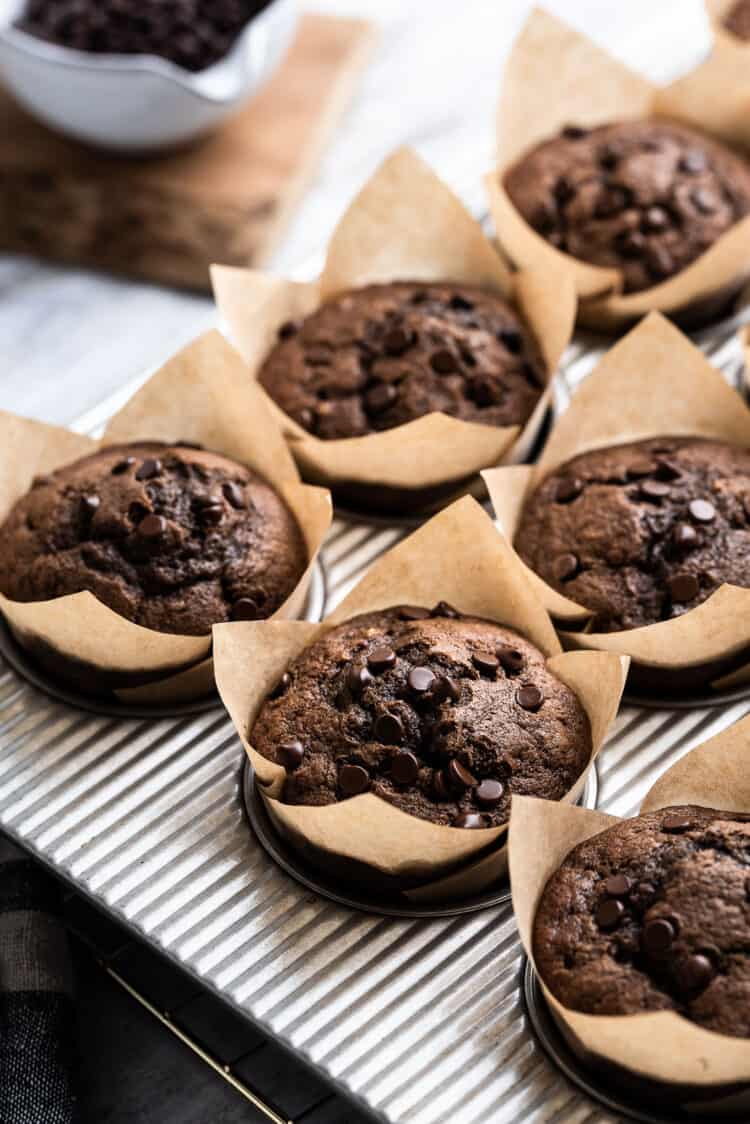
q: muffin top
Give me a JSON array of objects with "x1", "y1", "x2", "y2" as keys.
[
  {"x1": 503, "y1": 120, "x2": 750, "y2": 293},
  {"x1": 257, "y1": 282, "x2": 546, "y2": 440},
  {"x1": 251, "y1": 605, "x2": 591, "y2": 828},
  {"x1": 533, "y1": 805, "x2": 750, "y2": 1037},
  {"x1": 724, "y1": 0, "x2": 750, "y2": 40},
  {"x1": 515, "y1": 437, "x2": 750, "y2": 632},
  {"x1": 0, "y1": 442, "x2": 307, "y2": 636}
]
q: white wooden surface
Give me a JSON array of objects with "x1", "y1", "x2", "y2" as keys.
[{"x1": 0, "y1": 0, "x2": 711, "y2": 428}]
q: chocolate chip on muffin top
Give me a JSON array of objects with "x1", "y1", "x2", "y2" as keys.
[
  {"x1": 533, "y1": 806, "x2": 750, "y2": 1037},
  {"x1": 514, "y1": 437, "x2": 750, "y2": 632},
  {"x1": 503, "y1": 120, "x2": 750, "y2": 293},
  {"x1": 251, "y1": 605, "x2": 592, "y2": 827},
  {"x1": 0, "y1": 442, "x2": 307, "y2": 636},
  {"x1": 257, "y1": 282, "x2": 546, "y2": 439}
]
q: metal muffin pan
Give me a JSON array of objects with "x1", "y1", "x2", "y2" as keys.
[
  {"x1": 0, "y1": 305, "x2": 749, "y2": 1123},
  {"x1": 242, "y1": 758, "x2": 600, "y2": 918}
]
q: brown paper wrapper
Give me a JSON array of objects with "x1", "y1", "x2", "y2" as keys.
[
  {"x1": 491, "y1": 6, "x2": 750, "y2": 331},
  {"x1": 510, "y1": 711, "x2": 750, "y2": 1103},
  {"x1": 0, "y1": 331, "x2": 332, "y2": 703},
  {"x1": 212, "y1": 147, "x2": 576, "y2": 514},
  {"x1": 484, "y1": 311, "x2": 750, "y2": 692},
  {"x1": 214, "y1": 496, "x2": 627, "y2": 902}
]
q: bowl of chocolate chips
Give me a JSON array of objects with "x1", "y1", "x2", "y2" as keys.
[{"x1": 0, "y1": 0, "x2": 296, "y2": 151}]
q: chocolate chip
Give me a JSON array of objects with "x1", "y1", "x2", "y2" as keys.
[
  {"x1": 532, "y1": 200, "x2": 556, "y2": 232},
  {"x1": 365, "y1": 384, "x2": 398, "y2": 415},
  {"x1": 645, "y1": 244, "x2": 674, "y2": 280},
  {"x1": 391, "y1": 750, "x2": 419, "y2": 785},
  {"x1": 679, "y1": 149, "x2": 707, "y2": 174},
  {"x1": 135, "y1": 458, "x2": 162, "y2": 481},
  {"x1": 604, "y1": 874, "x2": 632, "y2": 899},
  {"x1": 595, "y1": 188, "x2": 627, "y2": 218},
  {"x1": 270, "y1": 672, "x2": 291, "y2": 699},
  {"x1": 595, "y1": 899, "x2": 625, "y2": 930},
  {"x1": 399, "y1": 606, "x2": 431, "y2": 621},
  {"x1": 554, "y1": 176, "x2": 575, "y2": 206},
  {"x1": 640, "y1": 479, "x2": 671, "y2": 502},
  {"x1": 200, "y1": 503, "x2": 224, "y2": 526},
  {"x1": 222, "y1": 482, "x2": 245, "y2": 509},
  {"x1": 599, "y1": 144, "x2": 619, "y2": 169},
  {"x1": 408, "y1": 667, "x2": 436, "y2": 693},
  {"x1": 430, "y1": 349, "x2": 457, "y2": 374},
  {"x1": 111, "y1": 457, "x2": 135, "y2": 475},
  {"x1": 474, "y1": 779, "x2": 504, "y2": 808},
  {"x1": 368, "y1": 646, "x2": 396, "y2": 673},
  {"x1": 516, "y1": 684, "x2": 543, "y2": 711},
  {"x1": 676, "y1": 954, "x2": 715, "y2": 995},
  {"x1": 346, "y1": 665, "x2": 372, "y2": 695},
  {"x1": 80, "y1": 494, "x2": 100, "y2": 516},
  {"x1": 230, "y1": 598, "x2": 260, "y2": 621},
  {"x1": 498, "y1": 329, "x2": 522, "y2": 353},
  {"x1": 374, "y1": 712, "x2": 404, "y2": 745},
  {"x1": 668, "y1": 573, "x2": 699, "y2": 603},
  {"x1": 452, "y1": 813, "x2": 488, "y2": 829},
  {"x1": 448, "y1": 759, "x2": 477, "y2": 790},
  {"x1": 432, "y1": 601, "x2": 459, "y2": 618},
  {"x1": 643, "y1": 206, "x2": 669, "y2": 232},
  {"x1": 562, "y1": 124, "x2": 588, "y2": 140},
  {"x1": 278, "y1": 741, "x2": 304, "y2": 770},
  {"x1": 642, "y1": 918, "x2": 675, "y2": 956},
  {"x1": 433, "y1": 676, "x2": 461, "y2": 703},
  {"x1": 555, "y1": 478, "x2": 582, "y2": 503},
  {"x1": 138, "y1": 513, "x2": 167, "y2": 539},
  {"x1": 618, "y1": 230, "x2": 646, "y2": 258},
  {"x1": 662, "y1": 814, "x2": 693, "y2": 833},
  {"x1": 472, "y1": 651, "x2": 499, "y2": 676},
  {"x1": 691, "y1": 188, "x2": 718, "y2": 215},
  {"x1": 278, "y1": 320, "x2": 299, "y2": 340},
  {"x1": 339, "y1": 763, "x2": 370, "y2": 796},
  {"x1": 689, "y1": 499, "x2": 716, "y2": 523},
  {"x1": 433, "y1": 769, "x2": 451, "y2": 801},
  {"x1": 449, "y1": 294, "x2": 474, "y2": 311},
  {"x1": 655, "y1": 459, "x2": 682, "y2": 482},
  {"x1": 670, "y1": 523, "x2": 698, "y2": 553},
  {"x1": 626, "y1": 458, "x2": 655, "y2": 480},
  {"x1": 382, "y1": 327, "x2": 411, "y2": 356},
  {"x1": 552, "y1": 552, "x2": 579, "y2": 582},
  {"x1": 497, "y1": 646, "x2": 525, "y2": 674}
]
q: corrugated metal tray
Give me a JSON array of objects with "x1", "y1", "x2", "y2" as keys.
[{"x1": 1, "y1": 312, "x2": 749, "y2": 1124}]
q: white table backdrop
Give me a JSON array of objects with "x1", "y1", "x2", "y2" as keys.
[{"x1": 0, "y1": 0, "x2": 710, "y2": 427}]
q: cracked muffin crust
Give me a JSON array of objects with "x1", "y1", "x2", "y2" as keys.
[
  {"x1": 533, "y1": 806, "x2": 750, "y2": 1037},
  {"x1": 257, "y1": 282, "x2": 546, "y2": 440},
  {"x1": 503, "y1": 120, "x2": 750, "y2": 293},
  {"x1": 0, "y1": 442, "x2": 307, "y2": 636},
  {"x1": 251, "y1": 606, "x2": 592, "y2": 827},
  {"x1": 724, "y1": 0, "x2": 750, "y2": 40},
  {"x1": 514, "y1": 437, "x2": 750, "y2": 632}
]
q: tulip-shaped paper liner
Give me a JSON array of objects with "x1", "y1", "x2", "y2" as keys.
[
  {"x1": 211, "y1": 147, "x2": 576, "y2": 514},
  {"x1": 510, "y1": 711, "x2": 750, "y2": 1102},
  {"x1": 489, "y1": 5, "x2": 750, "y2": 331},
  {"x1": 0, "y1": 331, "x2": 332, "y2": 704},
  {"x1": 214, "y1": 496, "x2": 627, "y2": 901},
  {"x1": 484, "y1": 311, "x2": 750, "y2": 692}
]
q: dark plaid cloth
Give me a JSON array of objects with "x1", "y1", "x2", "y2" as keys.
[{"x1": 0, "y1": 837, "x2": 79, "y2": 1124}]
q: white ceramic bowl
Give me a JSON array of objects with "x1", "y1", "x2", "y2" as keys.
[{"x1": 0, "y1": 0, "x2": 297, "y2": 152}]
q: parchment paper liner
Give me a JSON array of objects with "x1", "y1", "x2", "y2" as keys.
[
  {"x1": 490, "y1": 5, "x2": 750, "y2": 331},
  {"x1": 214, "y1": 495, "x2": 627, "y2": 903},
  {"x1": 211, "y1": 147, "x2": 576, "y2": 514},
  {"x1": 484, "y1": 311, "x2": 750, "y2": 692},
  {"x1": 510, "y1": 711, "x2": 750, "y2": 1103},
  {"x1": 0, "y1": 330, "x2": 332, "y2": 704}
]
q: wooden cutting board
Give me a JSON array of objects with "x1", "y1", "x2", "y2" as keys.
[{"x1": 0, "y1": 13, "x2": 373, "y2": 290}]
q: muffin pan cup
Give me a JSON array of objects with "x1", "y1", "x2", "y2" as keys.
[
  {"x1": 509, "y1": 713, "x2": 750, "y2": 1103},
  {"x1": 485, "y1": 312, "x2": 750, "y2": 700},
  {"x1": 489, "y1": 5, "x2": 750, "y2": 332},
  {"x1": 212, "y1": 147, "x2": 577, "y2": 518},
  {"x1": 214, "y1": 495, "x2": 627, "y2": 903},
  {"x1": 0, "y1": 331, "x2": 332, "y2": 704}
]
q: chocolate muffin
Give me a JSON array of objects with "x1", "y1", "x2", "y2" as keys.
[
  {"x1": 724, "y1": 0, "x2": 750, "y2": 40},
  {"x1": 515, "y1": 437, "x2": 750, "y2": 632},
  {"x1": 257, "y1": 282, "x2": 545, "y2": 440},
  {"x1": 534, "y1": 806, "x2": 750, "y2": 1036},
  {"x1": 251, "y1": 606, "x2": 592, "y2": 827},
  {"x1": 503, "y1": 120, "x2": 750, "y2": 293},
  {"x1": 0, "y1": 443, "x2": 307, "y2": 636}
]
